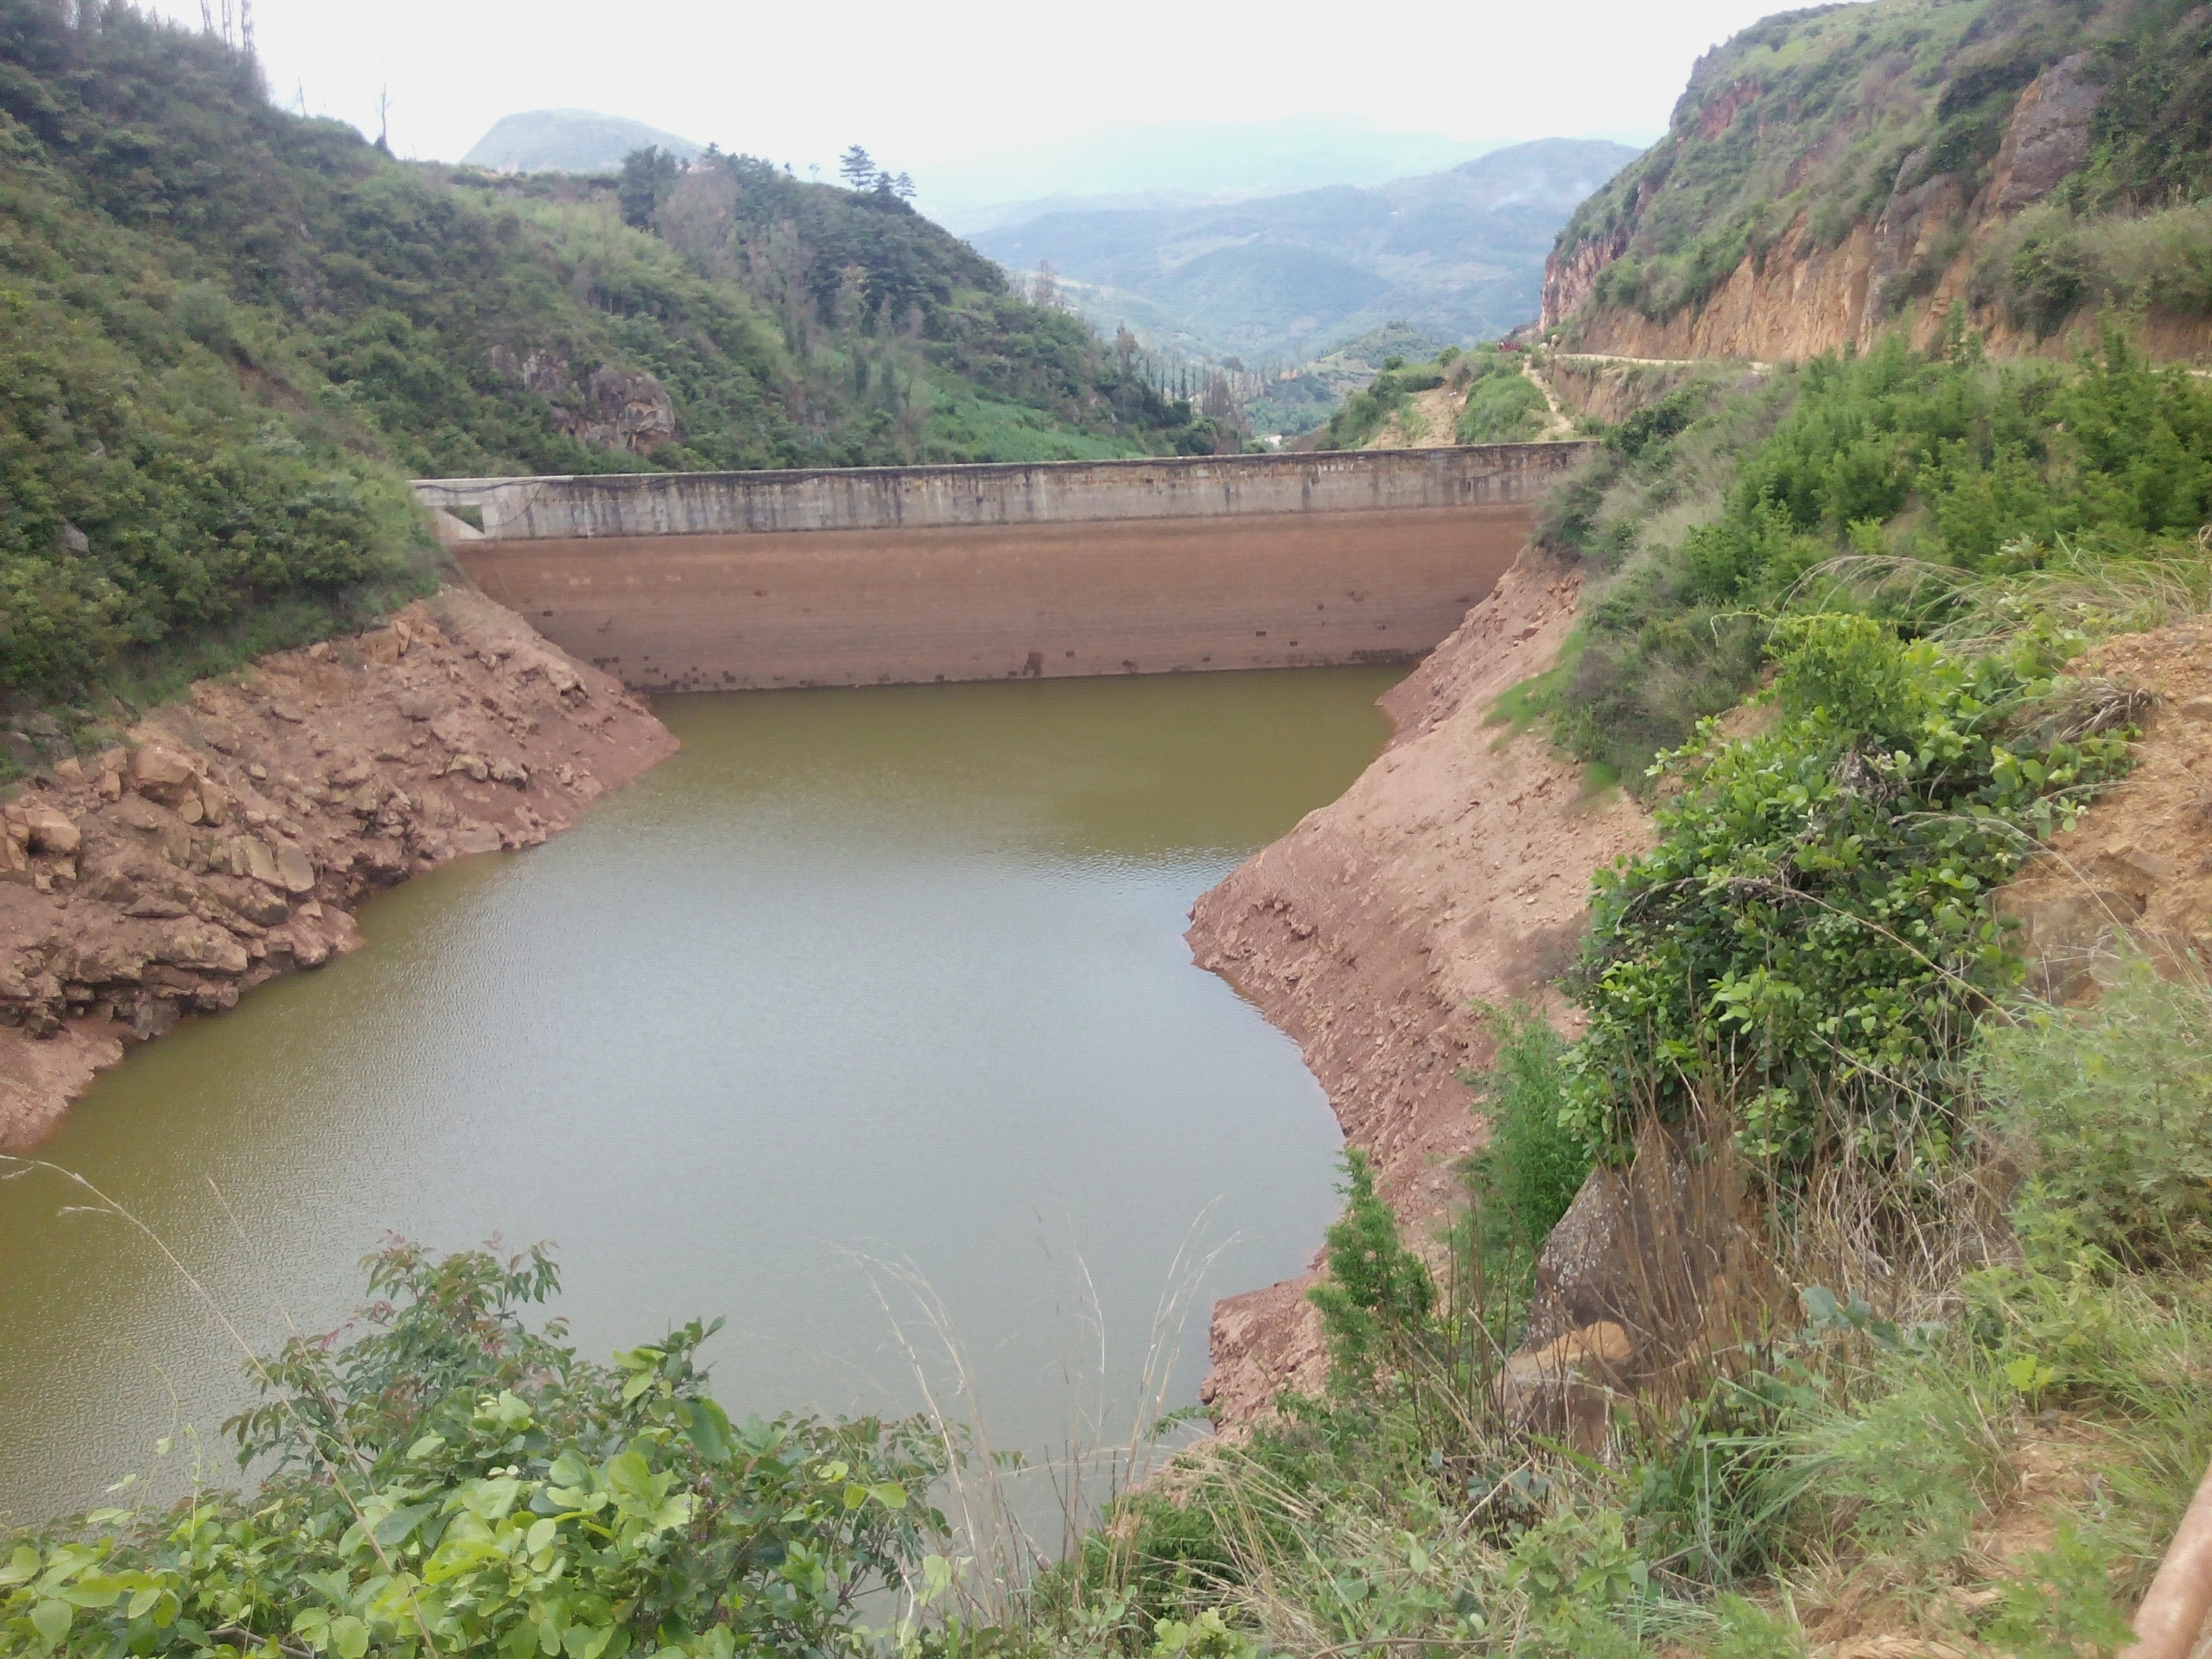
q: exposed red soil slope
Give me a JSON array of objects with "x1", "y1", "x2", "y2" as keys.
[
  {"x1": 0, "y1": 589, "x2": 677, "y2": 1147},
  {"x1": 1995, "y1": 614, "x2": 2212, "y2": 994},
  {"x1": 1187, "y1": 552, "x2": 1653, "y2": 1419}
]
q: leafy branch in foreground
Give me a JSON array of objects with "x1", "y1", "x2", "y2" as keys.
[{"x1": 2, "y1": 1242, "x2": 947, "y2": 1658}]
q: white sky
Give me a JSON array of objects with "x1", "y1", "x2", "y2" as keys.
[{"x1": 156, "y1": 0, "x2": 1808, "y2": 188}]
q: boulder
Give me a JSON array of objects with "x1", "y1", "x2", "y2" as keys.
[
  {"x1": 130, "y1": 744, "x2": 200, "y2": 804},
  {"x1": 450, "y1": 823, "x2": 503, "y2": 856},
  {"x1": 270, "y1": 840, "x2": 316, "y2": 895},
  {"x1": 226, "y1": 836, "x2": 283, "y2": 888},
  {"x1": 1991, "y1": 54, "x2": 2100, "y2": 212},
  {"x1": 20, "y1": 802, "x2": 79, "y2": 857},
  {"x1": 226, "y1": 881, "x2": 290, "y2": 926},
  {"x1": 1497, "y1": 1321, "x2": 1631, "y2": 1452},
  {"x1": 154, "y1": 920, "x2": 250, "y2": 976},
  {"x1": 1516, "y1": 1118, "x2": 1785, "y2": 1422},
  {"x1": 489, "y1": 757, "x2": 529, "y2": 787},
  {"x1": 74, "y1": 940, "x2": 147, "y2": 985}
]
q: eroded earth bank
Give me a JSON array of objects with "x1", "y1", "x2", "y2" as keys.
[
  {"x1": 0, "y1": 590, "x2": 677, "y2": 1147},
  {"x1": 1189, "y1": 552, "x2": 1653, "y2": 1419}
]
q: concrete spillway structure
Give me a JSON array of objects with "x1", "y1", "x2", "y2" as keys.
[{"x1": 416, "y1": 444, "x2": 1592, "y2": 692}]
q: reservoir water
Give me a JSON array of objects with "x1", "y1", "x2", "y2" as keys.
[{"x1": 0, "y1": 666, "x2": 1402, "y2": 1523}]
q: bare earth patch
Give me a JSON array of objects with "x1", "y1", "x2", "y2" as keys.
[{"x1": 1187, "y1": 551, "x2": 1653, "y2": 1418}]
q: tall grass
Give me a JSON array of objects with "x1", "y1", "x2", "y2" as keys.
[{"x1": 855, "y1": 1218, "x2": 1233, "y2": 1643}]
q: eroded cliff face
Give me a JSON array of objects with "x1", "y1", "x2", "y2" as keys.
[
  {"x1": 1187, "y1": 553, "x2": 1652, "y2": 1419},
  {"x1": 0, "y1": 589, "x2": 677, "y2": 1147},
  {"x1": 1547, "y1": 52, "x2": 2211, "y2": 365}
]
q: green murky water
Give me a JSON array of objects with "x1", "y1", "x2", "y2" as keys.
[{"x1": 0, "y1": 667, "x2": 1402, "y2": 1521}]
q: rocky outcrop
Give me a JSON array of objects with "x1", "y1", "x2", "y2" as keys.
[
  {"x1": 1541, "y1": 225, "x2": 1627, "y2": 334},
  {"x1": 1188, "y1": 551, "x2": 1652, "y2": 1419},
  {"x1": 1987, "y1": 54, "x2": 2099, "y2": 213},
  {"x1": 489, "y1": 346, "x2": 677, "y2": 455},
  {"x1": 1546, "y1": 52, "x2": 2209, "y2": 365},
  {"x1": 0, "y1": 589, "x2": 677, "y2": 1147}
]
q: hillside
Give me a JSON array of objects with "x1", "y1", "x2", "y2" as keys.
[
  {"x1": 972, "y1": 138, "x2": 1640, "y2": 365},
  {"x1": 0, "y1": 1, "x2": 1218, "y2": 709},
  {"x1": 460, "y1": 109, "x2": 703, "y2": 175},
  {"x1": 1541, "y1": 0, "x2": 2212, "y2": 362}
]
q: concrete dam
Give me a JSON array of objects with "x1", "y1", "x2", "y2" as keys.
[{"x1": 415, "y1": 444, "x2": 1592, "y2": 692}]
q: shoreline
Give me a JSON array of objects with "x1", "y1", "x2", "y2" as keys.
[
  {"x1": 0, "y1": 588, "x2": 679, "y2": 1150},
  {"x1": 1186, "y1": 549, "x2": 1654, "y2": 1420}
]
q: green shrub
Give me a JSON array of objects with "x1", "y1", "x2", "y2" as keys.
[
  {"x1": 1980, "y1": 956, "x2": 2212, "y2": 1272},
  {"x1": 0, "y1": 1243, "x2": 945, "y2": 1657},
  {"x1": 1562, "y1": 614, "x2": 2134, "y2": 1162},
  {"x1": 1468, "y1": 1005, "x2": 1588, "y2": 1252},
  {"x1": 1308, "y1": 1151, "x2": 1436, "y2": 1396}
]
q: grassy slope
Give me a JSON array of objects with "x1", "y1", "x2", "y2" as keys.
[
  {"x1": 1551, "y1": 0, "x2": 2212, "y2": 343},
  {"x1": 1312, "y1": 345, "x2": 1555, "y2": 450}
]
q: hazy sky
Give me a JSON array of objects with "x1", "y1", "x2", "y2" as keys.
[{"x1": 154, "y1": 0, "x2": 1805, "y2": 186}]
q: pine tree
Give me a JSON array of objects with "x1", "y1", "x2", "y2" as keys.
[{"x1": 837, "y1": 145, "x2": 876, "y2": 188}]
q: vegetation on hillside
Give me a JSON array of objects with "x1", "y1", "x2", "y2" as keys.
[
  {"x1": 1537, "y1": 326, "x2": 2210, "y2": 782},
  {"x1": 0, "y1": 0, "x2": 1222, "y2": 708},
  {"x1": 1312, "y1": 346, "x2": 1552, "y2": 450},
  {"x1": 1553, "y1": 0, "x2": 2212, "y2": 342}
]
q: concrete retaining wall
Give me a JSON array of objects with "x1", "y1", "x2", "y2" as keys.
[
  {"x1": 416, "y1": 444, "x2": 1590, "y2": 541},
  {"x1": 419, "y1": 446, "x2": 1591, "y2": 692}
]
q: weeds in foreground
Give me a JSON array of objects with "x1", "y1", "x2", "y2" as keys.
[{"x1": 1070, "y1": 956, "x2": 2211, "y2": 1658}]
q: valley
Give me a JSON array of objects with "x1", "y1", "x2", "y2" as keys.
[{"x1": 5, "y1": 0, "x2": 2212, "y2": 1653}]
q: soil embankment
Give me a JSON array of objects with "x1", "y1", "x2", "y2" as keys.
[
  {"x1": 1994, "y1": 616, "x2": 2212, "y2": 993},
  {"x1": 0, "y1": 589, "x2": 677, "y2": 1147},
  {"x1": 1188, "y1": 552, "x2": 1652, "y2": 1419}
]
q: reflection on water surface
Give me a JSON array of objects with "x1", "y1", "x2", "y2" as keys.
[{"x1": 0, "y1": 667, "x2": 1402, "y2": 1521}]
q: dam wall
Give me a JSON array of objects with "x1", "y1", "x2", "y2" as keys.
[{"x1": 416, "y1": 445, "x2": 1592, "y2": 692}]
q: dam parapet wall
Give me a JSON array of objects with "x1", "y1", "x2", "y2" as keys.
[{"x1": 413, "y1": 444, "x2": 1592, "y2": 543}]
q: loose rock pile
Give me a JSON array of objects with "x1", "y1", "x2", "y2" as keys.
[{"x1": 0, "y1": 590, "x2": 677, "y2": 1143}]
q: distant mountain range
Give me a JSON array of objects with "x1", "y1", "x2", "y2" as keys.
[
  {"x1": 461, "y1": 110, "x2": 702, "y2": 175},
  {"x1": 912, "y1": 117, "x2": 1505, "y2": 235},
  {"x1": 970, "y1": 137, "x2": 1640, "y2": 363}
]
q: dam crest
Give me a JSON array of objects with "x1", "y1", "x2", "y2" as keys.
[{"x1": 416, "y1": 444, "x2": 1592, "y2": 692}]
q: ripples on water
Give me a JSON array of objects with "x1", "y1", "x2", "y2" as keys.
[{"x1": 0, "y1": 667, "x2": 1402, "y2": 1522}]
